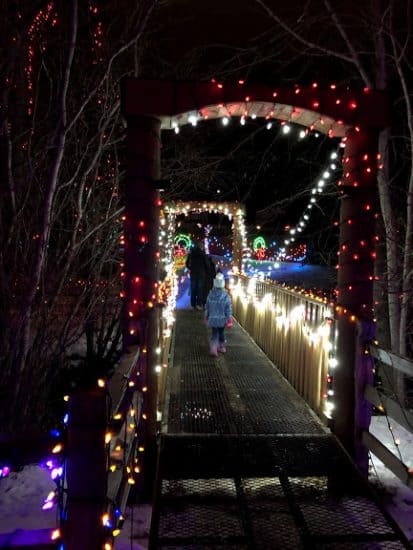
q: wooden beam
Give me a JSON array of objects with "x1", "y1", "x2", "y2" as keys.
[
  {"x1": 362, "y1": 430, "x2": 413, "y2": 489},
  {"x1": 365, "y1": 385, "x2": 413, "y2": 435},
  {"x1": 369, "y1": 345, "x2": 413, "y2": 376},
  {"x1": 109, "y1": 345, "x2": 140, "y2": 416}
]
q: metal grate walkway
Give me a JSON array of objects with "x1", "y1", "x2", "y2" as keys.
[{"x1": 149, "y1": 310, "x2": 411, "y2": 549}]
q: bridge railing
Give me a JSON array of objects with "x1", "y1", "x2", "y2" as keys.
[
  {"x1": 231, "y1": 274, "x2": 335, "y2": 418},
  {"x1": 362, "y1": 345, "x2": 413, "y2": 489}
]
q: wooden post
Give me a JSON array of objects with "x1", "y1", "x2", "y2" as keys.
[
  {"x1": 354, "y1": 319, "x2": 376, "y2": 476},
  {"x1": 232, "y1": 205, "x2": 245, "y2": 273},
  {"x1": 333, "y1": 128, "x2": 378, "y2": 474},
  {"x1": 64, "y1": 388, "x2": 107, "y2": 549},
  {"x1": 123, "y1": 114, "x2": 161, "y2": 496}
]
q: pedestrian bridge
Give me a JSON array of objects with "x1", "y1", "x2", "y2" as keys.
[
  {"x1": 4, "y1": 273, "x2": 411, "y2": 550},
  {"x1": 148, "y1": 298, "x2": 409, "y2": 548}
]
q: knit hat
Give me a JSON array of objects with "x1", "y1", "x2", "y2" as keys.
[{"x1": 213, "y1": 273, "x2": 225, "y2": 289}]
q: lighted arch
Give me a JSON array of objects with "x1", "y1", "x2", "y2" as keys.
[
  {"x1": 122, "y1": 79, "x2": 388, "y2": 139},
  {"x1": 121, "y1": 78, "x2": 390, "y2": 465},
  {"x1": 163, "y1": 200, "x2": 246, "y2": 272},
  {"x1": 121, "y1": 77, "x2": 389, "y2": 350}
]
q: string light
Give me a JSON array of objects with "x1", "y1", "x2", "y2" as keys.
[
  {"x1": 25, "y1": 3, "x2": 57, "y2": 115},
  {"x1": 231, "y1": 275, "x2": 335, "y2": 417},
  {"x1": 276, "y1": 144, "x2": 343, "y2": 258}
]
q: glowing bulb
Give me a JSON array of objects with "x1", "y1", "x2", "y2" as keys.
[
  {"x1": 329, "y1": 357, "x2": 338, "y2": 368},
  {"x1": 222, "y1": 116, "x2": 229, "y2": 126},
  {"x1": 51, "y1": 529, "x2": 61, "y2": 541},
  {"x1": 188, "y1": 115, "x2": 197, "y2": 126},
  {"x1": 282, "y1": 124, "x2": 291, "y2": 134}
]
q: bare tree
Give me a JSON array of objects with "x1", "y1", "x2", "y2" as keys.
[
  {"x1": 251, "y1": 0, "x2": 413, "y2": 360},
  {"x1": 0, "y1": 0, "x2": 158, "y2": 430}
]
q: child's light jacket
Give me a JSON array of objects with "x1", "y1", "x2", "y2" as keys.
[{"x1": 205, "y1": 288, "x2": 232, "y2": 328}]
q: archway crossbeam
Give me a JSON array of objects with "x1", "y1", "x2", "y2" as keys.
[{"x1": 122, "y1": 79, "x2": 389, "y2": 138}]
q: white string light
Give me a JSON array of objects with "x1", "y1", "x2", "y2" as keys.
[{"x1": 278, "y1": 144, "x2": 343, "y2": 253}]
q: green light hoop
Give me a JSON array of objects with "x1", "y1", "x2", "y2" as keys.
[
  {"x1": 174, "y1": 233, "x2": 192, "y2": 249},
  {"x1": 253, "y1": 236, "x2": 266, "y2": 251}
]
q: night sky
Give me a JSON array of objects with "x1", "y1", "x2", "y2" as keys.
[{"x1": 141, "y1": 0, "x2": 354, "y2": 262}]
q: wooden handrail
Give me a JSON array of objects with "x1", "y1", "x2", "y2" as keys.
[
  {"x1": 369, "y1": 345, "x2": 413, "y2": 377},
  {"x1": 365, "y1": 385, "x2": 413, "y2": 435},
  {"x1": 364, "y1": 346, "x2": 413, "y2": 489},
  {"x1": 109, "y1": 345, "x2": 140, "y2": 416},
  {"x1": 231, "y1": 274, "x2": 333, "y2": 416},
  {"x1": 362, "y1": 430, "x2": 413, "y2": 489}
]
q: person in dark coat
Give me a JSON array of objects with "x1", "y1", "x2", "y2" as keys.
[
  {"x1": 204, "y1": 255, "x2": 216, "y2": 306},
  {"x1": 185, "y1": 243, "x2": 209, "y2": 310}
]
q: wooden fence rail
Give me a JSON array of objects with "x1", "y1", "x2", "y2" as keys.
[
  {"x1": 363, "y1": 344, "x2": 413, "y2": 489},
  {"x1": 231, "y1": 274, "x2": 334, "y2": 418}
]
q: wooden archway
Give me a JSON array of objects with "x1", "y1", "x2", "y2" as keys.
[
  {"x1": 163, "y1": 200, "x2": 246, "y2": 271},
  {"x1": 120, "y1": 78, "x2": 389, "y2": 473}
]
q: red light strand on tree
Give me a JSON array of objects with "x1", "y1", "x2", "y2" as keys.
[{"x1": 25, "y1": 3, "x2": 57, "y2": 116}]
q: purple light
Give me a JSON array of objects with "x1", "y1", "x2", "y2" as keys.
[{"x1": 0, "y1": 466, "x2": 11, "y2": 478}]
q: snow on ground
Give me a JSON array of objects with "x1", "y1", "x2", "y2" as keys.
[
  {"x1": 115, "y1": 504, "x2": 152, "y2": 549},
  {"x1": 0, "y1": 464, "x2": 151, "y2": 548},
  {"x1": 0, "y1": 465, "x2": 56, "y2": 533}
]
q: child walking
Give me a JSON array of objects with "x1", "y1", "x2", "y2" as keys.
[{"x1": 205, "y1": 272, "x2": 232, "y2": 357}]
